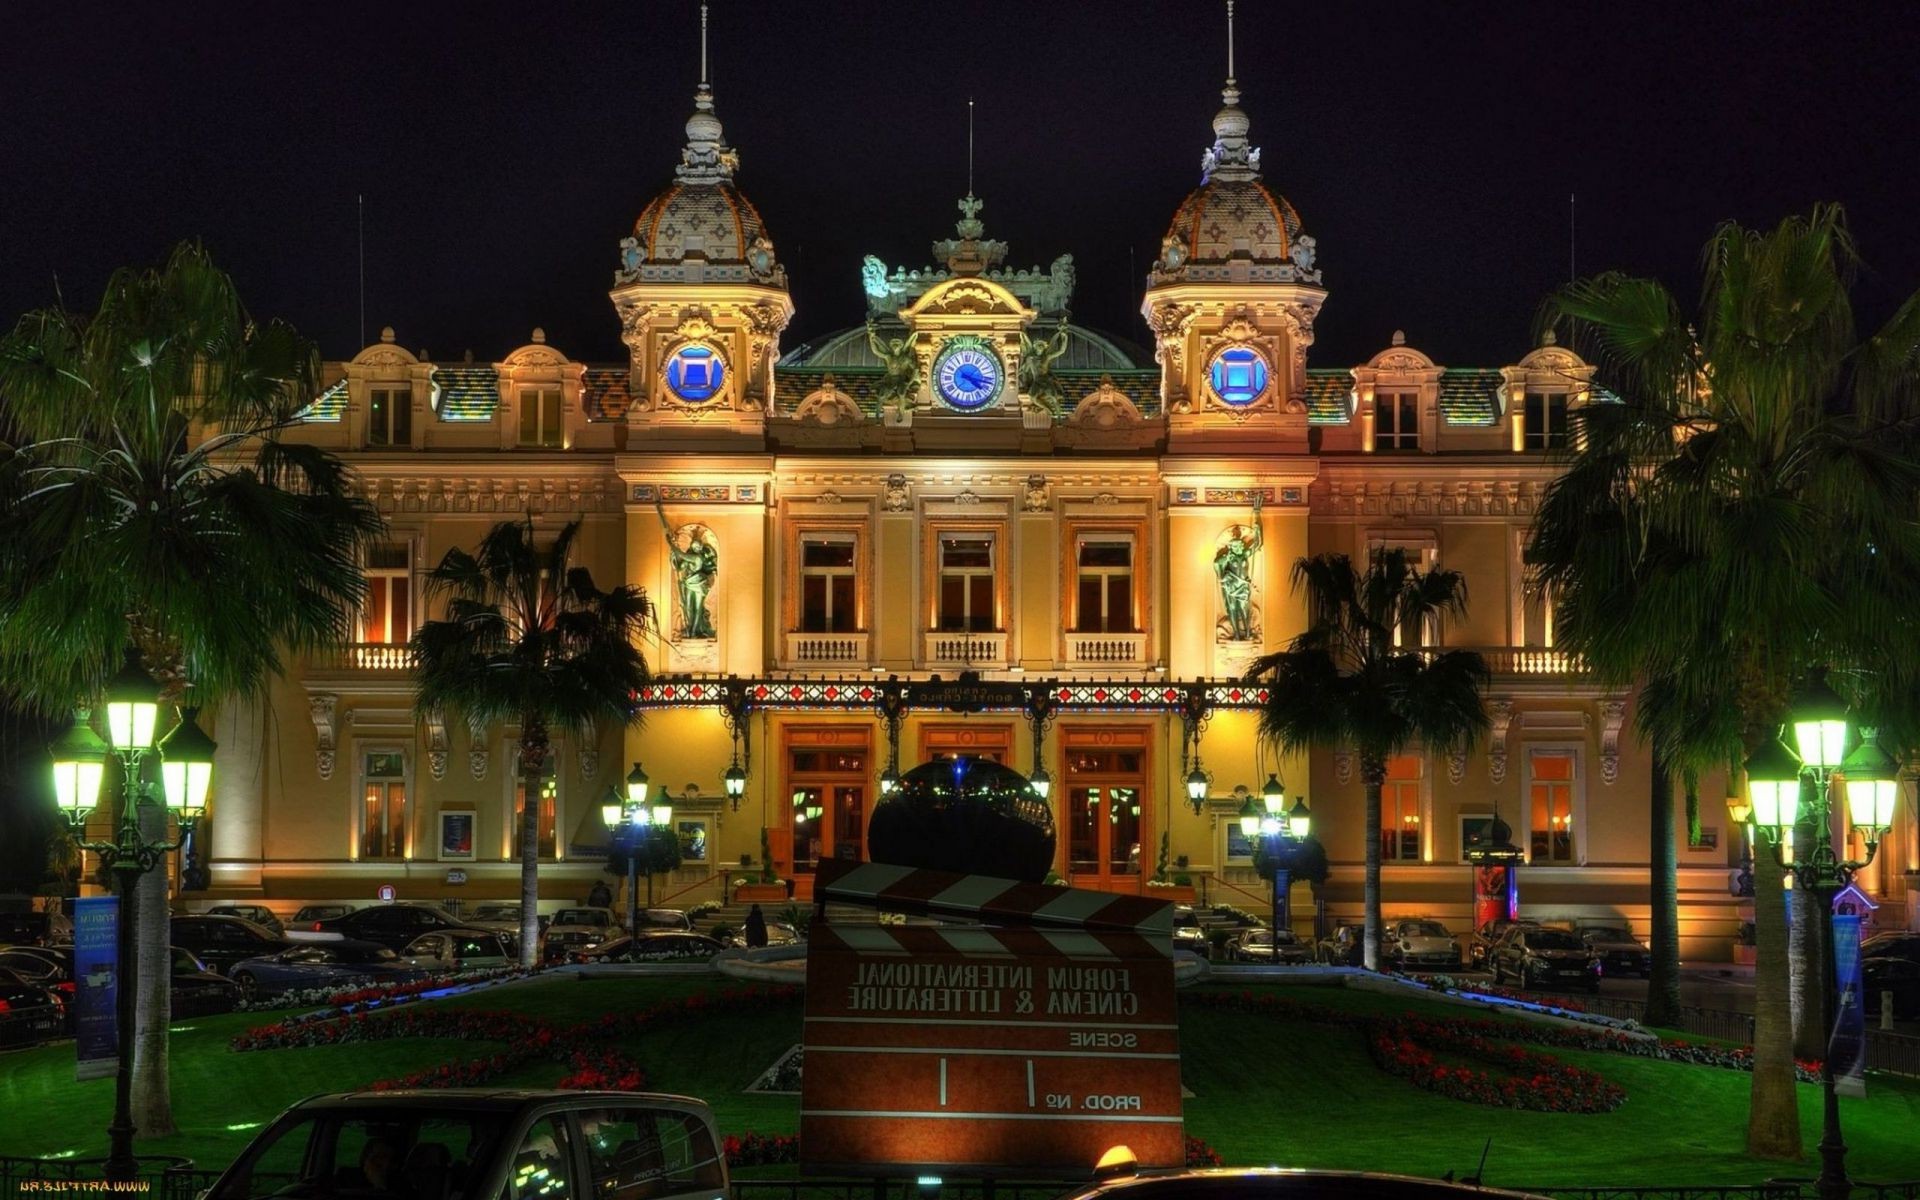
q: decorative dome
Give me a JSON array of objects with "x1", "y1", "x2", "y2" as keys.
[{"x1": 866, "y1": 756, "x2": 1057, "y2": 882}]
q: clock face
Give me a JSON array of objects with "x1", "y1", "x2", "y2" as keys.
[
  {"x1": 664, "y1": 344, "x2": 725, "y2": 403},
  {"x1": 1208, "y1": 345, "x2": 1271, "y2": 407},
  {"x1": 933, "y1": 340, "x2": 1003, "y2": 411}
]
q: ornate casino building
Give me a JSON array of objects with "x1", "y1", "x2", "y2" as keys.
[{"x1": 188, "y1": 28, "x2": 1918, "y2": 958}]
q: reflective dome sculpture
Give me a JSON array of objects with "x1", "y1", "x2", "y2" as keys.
[{"x1": 866, "y1": 756, "x2": 1057, "y2": 882}]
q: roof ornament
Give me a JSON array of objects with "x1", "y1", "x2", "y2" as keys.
[
  {"x1": 1201, "y1": 0, "x2": 1262, "y2": 184},
  {"x1": 934, "y1": 193, "x2": 1007, "y2": 276},
  {"x1": 675, "y1": 2, "x2": 738, "y2": 183}
]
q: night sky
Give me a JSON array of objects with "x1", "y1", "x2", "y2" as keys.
[{"x1": 3, "y1": 2, "x2": 1917, "y2": 371}]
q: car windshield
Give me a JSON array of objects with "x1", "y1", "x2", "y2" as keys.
[
  {"x1": 1529, "y1": 931, "x2": 1586, "y2": 950},
  {"x1": 209, "y1": 1108, "x2": 507, "y2": 1200},
  {"x1": 338, "y1": 944, "x2": 401, "y2": 964},
  {"x1": 555, "y1": 909, "x2": 609, "y2": 926},
  {"x1": 1172, "y1": 912, "x2": 1200, "y2": 929},
  {"x1": 474, "y1": 906, "x2": 517, "y2": 920},
  {"x1": 1585, "y1": 927, "x2": 1632, "y2": 942},
  {"x1": 1400, "y1": 921, "x2": 1448, "y2": 938}
]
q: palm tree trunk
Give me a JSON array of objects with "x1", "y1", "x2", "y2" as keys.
[
  {"x1": 517, "y1": 720, "x2": 548, "y2": 969},
  {"x1": 1646, "y1": 750, "x2": 1682, "y2": 1026},
  {"x1": 1789, "y1": 810, "x2": 1824, "y2": 1062},
  {"x1": 1361, "y1": 756, "x2": 1384, "y2": 972},
  {"x1": 1746, "y1": 828, "x2": 1803, "y2": 1158},
  {"x1": 129, "y1": 802, "x2": 174, "y2": 1137}
]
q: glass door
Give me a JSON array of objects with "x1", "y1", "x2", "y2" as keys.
[
  {"x1": 1063, "y1": 745, "x2": 1148, "y2": 890},
  {"x1": 785, "y1": 742, "x2": 868, "y2": 874}
]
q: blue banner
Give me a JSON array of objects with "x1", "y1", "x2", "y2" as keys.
[
  {"x1": 1829, "y1": 912, "x2": 1866, "y2": 1098},
  {"x1": 73, "y1": 896, "x2": 119, "y2": 1082}
]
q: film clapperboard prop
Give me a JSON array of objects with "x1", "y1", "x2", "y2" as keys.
[{"x1": 801, "y1": 857, "x2": 1183, "y2": 1176}]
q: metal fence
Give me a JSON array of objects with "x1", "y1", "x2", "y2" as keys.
[
  {"x1": 0, "y1": 1156, "x2": 220, "y2": 1200},
  {"x1": 1576, "y1": 994, "x2": 1759, "y2": 1043}
]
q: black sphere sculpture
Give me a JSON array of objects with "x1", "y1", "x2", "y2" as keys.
[{"x1": 866, "y1": 756, "x2": 1057, "y2": 882}]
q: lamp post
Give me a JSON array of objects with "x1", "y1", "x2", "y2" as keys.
[
  {"x1": 47, "y1": 652, "x2": 214, "y2": 1182},
  {"x1": 1242, "y1": 776, "x2": 1308, "y2": 956},
  {"x1": 622, "y1": 762, "x2": 649, "y2": 931},
  {"x1": 1743, "y1": 687, "x2": 1899, "y2": 1200}
]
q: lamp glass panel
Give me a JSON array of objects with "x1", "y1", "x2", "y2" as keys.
[
  {"x1": 1185, "y1": 772, "x2": 1207, "y2": 802},
  {"x1": 653, "y1": 803, "x2": 673, "y2": 826},
  {"x1": 1847, "y1": 777, "x2": 1896, "y2": 831},
  {"x1": 106, "y1": 700, "x2": 159, "y2": 751},
  {"x1": 602, "y1": 803, "x2": 622, "y2": 827},
  {"x1": 1793, "y1": 718, "x2": 1847, "y2": 771},
  {"x1": 1239, "y1": 814, "x2": 1260, "y2": 838},
  {"x1": 1289, "y1": 810, "x2": 1311, "y2": 839},
  {"x1": 53, "y1": 760, "x2": 105, "y2": 813},
  {"x1": 1748, "y1": 778, "x2": 1784, "y2": 830},
  {"x1": 1776, "y1": 779, "x2": 1801, "y2": 832}
]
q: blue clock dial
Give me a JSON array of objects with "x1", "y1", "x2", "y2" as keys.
[
  {"x1": 664, "y1": 344, "x2": 725, "y2": 403},
  {"x1": 933, "y1": 340, "x2": 1003, "y2": 411}
]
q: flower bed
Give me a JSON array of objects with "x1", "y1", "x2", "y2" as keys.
[{"x1": 234, "y1": 967, "x2": 531, "y2": 1015}]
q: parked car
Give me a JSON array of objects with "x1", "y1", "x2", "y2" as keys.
[
  {"x1": 1317, "y1": 924, "x2": 1363, "y2": 966},
  {"x1": 571, "y1": 932, "x2": 727, "y2": 963},
  {"x1": 170, "y1": 914, "x2": 290, "y2": 975},
  {"x1": 728, "y1": 921, "x2": 801, "y2": 949},
  {"x1": 206, "y1": 904, "x2": 284, "y2": 937},
  {"x1": 0, "y1": 965, "x2": 64, "y2": 1047},
  {"x1": 229, "y1": 939, "x2": 422, "y2": 999},
  {"x1": 403, "y1": 929, "x2": 515, "y2": 973},
  {"x1": 543, "y1": 907, "x2": 621, "y2": 960},
  {"x1": 1171, "y1": 906, "x2": 1208, "y2": 955},
  {"x1": 0, "y1": 910, "x2": 69, "y2": 946},
  {"x1": 633, "y1": 907, "x2": 693, "y2": 931},
  {"x1": 1578, "y1": 923, "x2": 1652, "y2": 977},
  {"x1": 310, "y1": 904, "x2": 473, "y2": 950},
  {"x1": 1470, "y1": 918, "x2": 1540, "y2": 968},
  {"x1": 1383, "y1": 919, "x2": 1464, "y2": 971},
  {"x1": 465, "y1": 903, "x2": 550, "y2": 935},
  {"x1": 292, "y1": 904, "x2": 353, "y2": 925},
  {"x1": 204, "y1": 1089, "x2": 728, "y2": 1200},
  {"x1": 1230, "y1": 928, "x2": 1315, "y2": 964},
  {"x1": 1860, "y1": 932, "x2": 1920, "y2": 967},
  {"x1": 1490, "y1": 926, "x2": 1602, "y2": 991},
  {"x1": 1053, "y1": 1164, "x2": 1554, "y2": 1200},
  {"x1": 1862, "y1": 956, "x2": 1920, "y2": 1020},
  {"x1": 168, "y1": 947, "x2": 245, "y2": 1016},
  {"x1": 1, "y1": 945, "x2": 238, "y2": 1022}
]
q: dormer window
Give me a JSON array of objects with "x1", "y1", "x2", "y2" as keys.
[
  {"x1": 368, "y1": 387, "x2": 411, "y2": 447},
  {"x1": 1523, "y1": 392, "x2": 1570, "y2": 450},
  {"x1": 519, "y1": 388, "x2": 563, "y2": 448},
  {"x1": 1374, "y1": 392, "x2": 1418, "y2": 451}
]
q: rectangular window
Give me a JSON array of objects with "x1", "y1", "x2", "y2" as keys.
[
  {"x1": 799, "y1": 537, "x2": 858, "y2": 633},
  {"x1": 361, "y1": 751, "x2": 406, "y2": 860},
  {"x1": 1529, "y1": 749, "x2": 1577, "y2": 863},
  {"x1": 937, "y1": 532, "x2": 997, "y2": 632},
  {"x1": 1375, "y1": 391, "x2": 1419, "y2": 451},
  {"x1": 367, "y1": 387, "x2": 411, "y2": 447},
  {"x1": 513, "y1": 761, "x2": 558, "y2": 859},
  {"x1": 518, "y1": 387, "x2": 563, "y2": 448},
  {"x1": 361, "y1": 542, "x2": 411, "y2": 644},
  {"x1": 1522, "y1": 581, "x2": 1558, "y2": 648},
  {"x1": 1380, "y1": 755, "x2": 1423, "y2": 862},
  {"x1": 1524, "y1": 392, "x2": 1569, "y2": 450},
  {"x1": 1074, "y1": 538, "x2": 1134, "y2": 633}
]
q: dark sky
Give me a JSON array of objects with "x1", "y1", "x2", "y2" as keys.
[{"x1": 3, "y1": 2, "x2": 1917, "y2": 370}]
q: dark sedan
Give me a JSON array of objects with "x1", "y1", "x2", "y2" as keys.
[
  {"x1": 0, "y1": 945, "x2": 239, "y2": 1020},
  {"x1": 229, "y1": 939, "x2": 422, "y2": 999},
  {"x1": 170, "y1": 914, "x2": 289, "y2": 975},
  {"x1": 1491, "y1": 927, "x2": 1602, "y2": 992},
  {"x1": 0, "y1": 965, "x2": 64, "y2": 1047},
  {"x1": 1579, "y1": 924, "x2": 1652, "y2": 977},
  {"x1": 1863, "y1": 956, "x2": 1920, "y2": 1019},
  {"x1": 1860, "y1": 932, "x2": 1920, "y2": 967},
  {"x1": 310, "y1": 903, "x2": 473, "y2": 950},
  {"x1": 1055, "y1": 1165, "x2": 1554, "y2": 1200},
  {"x1": 569, "y1": 932, "x2": 726, "y2": 963}
]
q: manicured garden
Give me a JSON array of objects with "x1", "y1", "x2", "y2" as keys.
[{"x1": 1, "y1": 973, "x2": 1916, "y2": 1187}]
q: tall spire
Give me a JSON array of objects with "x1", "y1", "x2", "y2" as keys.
[
  {"x1": 676, "y1": 1, "x2": 737, "y2": 183},
  {"x1": 1202, "y1": 0, "x2": 1261, "y2": 183}
]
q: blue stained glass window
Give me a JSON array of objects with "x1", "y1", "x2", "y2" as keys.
[
  {"x1": 666, "y1": 345, "x2": 725, "y2": 402},
  {"x1": 1209, "y1": 346, "x2": 1270, "y2": 407}
]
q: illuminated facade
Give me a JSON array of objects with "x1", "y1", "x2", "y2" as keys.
[{"x1": 191, "y1": 41, "x2": 1917, "y2": 959}]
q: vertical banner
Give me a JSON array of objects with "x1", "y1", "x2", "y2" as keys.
[
  {"x1": 1829, "y1": 912, "x2": 1867, "y2": 1098},
  {"x1": 73, "y1": 896, "x2": 120, "y2": 1082}
]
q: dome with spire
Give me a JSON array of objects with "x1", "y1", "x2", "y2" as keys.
[{"x1": 614, "y1": 13, "x2": 784, "y2": 290}]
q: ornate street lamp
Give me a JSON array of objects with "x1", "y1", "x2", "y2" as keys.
[
  {"x1": 158, "y1": 706, "x2": 216, "y2": 891},
  {"x1": 1028, "y1": 763, "x2": 1051, "y2": 801},
  {"x1": 1261, "y1": 772, "x2": 1285, "y2": 817},
  {"x1": 723, "y1": 759, "x2": 747, "y2": 811},
  {"x1": 1742, "y1": 690, "x2": 1899, "y2": 1200},
  {"x1": 1253, "y1": 793, "x2": 1309, "y2": 959},
  {"x1": 625, "y1": 761, "x2": 650, "y2": 806},
  {"x1": 879, "y1": 764, "x2": 901, "y2": 797},
  {"x1": 1184, "y1": 763, "x2": 1210, "y2": 816},
  {"x1": 47, "y1": 652, "x2": 210, "y2": 1182}
]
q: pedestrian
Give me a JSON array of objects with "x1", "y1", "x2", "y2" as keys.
[
  {"x1": 587, "y1": 878, "x2": 612, "y2": 910},
  {"x1": 744, "y1": 904, "x2": 769, "y2": 949}
]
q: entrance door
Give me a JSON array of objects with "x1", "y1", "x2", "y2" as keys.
[
  {"x1": 1062, "y1": 739, "x2": 1149, "y2": 891},
  {"x1": 784, "y1": 730, "x2": 871, "y2": 875}
]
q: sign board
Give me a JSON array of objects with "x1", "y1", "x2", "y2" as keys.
[
  {"x1": 801, "y1": 860, "x2": 1181, "y2": 1176},
  {"x1": 444, "y1": 869, "x2": 467, "y2": 886},
  {"x1": 1831, "y1": 913, "x2": 1867, "y2": 1097},
  {"x1": 73, "y1": 896, "x2": 119, "y2": 1082},
  {"x1": 377, "y1": 884, "x2": 396, "y2": 902},
  {"x1": 911, "y1": 679, "x2": 1027, "y2": 714}
]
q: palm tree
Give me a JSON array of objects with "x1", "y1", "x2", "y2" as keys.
[
  {"x1": 1251, "y1": 548, "x2": 1492, "y2": 970},
  {"x1": 1528, "y1": 204, "x2": 1920, "y2": 1159},
  {"x1": 412, "y1": 517, "x2": 652, "y2": 966},
  {"x1": 0, "y1": 242, "x2": 383, "y2": 1138}
]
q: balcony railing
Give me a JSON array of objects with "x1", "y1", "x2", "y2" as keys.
[
  {"x1": 923, "y1": 630, "x2": 1009, "y2": 669},
  {"x1": 783, "y1": 631, "x2": 870, "y2": 667},
  {"x1": 1063, "y1": 632, "x2": 1149, "y2": 667},
  {"x1": 322, "y1": 642, "x2": 413, "y2": 670},
  {"x1": 1423, "y1": 646, "x2": 1585, "y2": 675}
]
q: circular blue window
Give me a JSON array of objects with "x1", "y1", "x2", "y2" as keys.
[
  {"x1": 1208, "y1": 346, "x2": 1271, "y2": 407},
  {"x1": 665, "y1": 344, "x2": 725, "y2": 403}
]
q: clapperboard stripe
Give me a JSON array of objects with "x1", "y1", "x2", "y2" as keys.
[
  {"x1": 814, "y1": 857, "x2": 1174, "y2": 936},
  {"x1": 812, "y1": 922, "x2": 1168, "y2": 961}
]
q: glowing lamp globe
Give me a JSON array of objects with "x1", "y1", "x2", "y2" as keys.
[
  {"x1": 1261, "y1": 773, "x2": 1284, "y2": 816},
  {"x1": 157, "y1": 706, "x2": 218, "y2": 819},
  {"x1": 49, "y1": 714, "x2": 109, "y2": 822},
  {"x1": 625, "y1": 761, "x2": 650, "y2": 806},
  {"x1": 1745, "y1": 737, "x2": 1803, "y2": 839},
  {"x1": 1287, "y1": 796, "x2": 1313, "y2": 840},
  {"x1": 103, "y1": 650, "x2": 161, "y2": 752},
  {"x1": 1789, "y1": 682, "x2": 1849, "y2": 772},
  {"x1": 1841, "y1": 730, "x2": 1899, "y2": 835},
  {"x1": 1237, "y1": 795, "x2": 1260, "y2": 840}
]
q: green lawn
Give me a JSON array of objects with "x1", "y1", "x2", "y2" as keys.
[{"x1": 1, "y1": 974, "x2": 1915, "y2": 1187}]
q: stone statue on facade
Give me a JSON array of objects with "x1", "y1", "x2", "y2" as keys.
[
  {"x1": 1018, "y1": 323, "x2": 1071, "y2": 415},
  {"x1": 1289, "y1": 234, "x2": 1317, "y2": 275},
  {"x1": 1214, "y1": 492, "x2": 1264, "y2": 642},
  {"x1": 867, "y1": 322, "x2": 922, "y2": 415},
  {"x1": 861, "y1": 255, "x2": 890, "y2": 302},
  {"x1": 617, "y1": 236, "x2": 643, "y2": 283},
  {"x1": 656, "y1": 499, "x2": 718, "y2": 640}
]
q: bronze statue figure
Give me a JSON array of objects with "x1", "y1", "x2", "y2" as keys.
[
  {"x1": 656, "y1": 498, "x2": 718, "y2": 640},
  {"x1": 1214, "y1": 492, "x2": 1264, "y2": 641}
]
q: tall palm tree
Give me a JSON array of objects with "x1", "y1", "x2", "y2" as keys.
[
  {"x1": 0, "y1": 242, "x2": 383, "y2": 1138},
  {"x1": 1528, "y1": 205, "x2": 1920, "y2": 1159},
  {"x1": 1251, "y1": 548, "x2": 1492, "y2": 970},
  {"x1": 412, "y1": 517, "x2": 652, "y2": 966}
]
